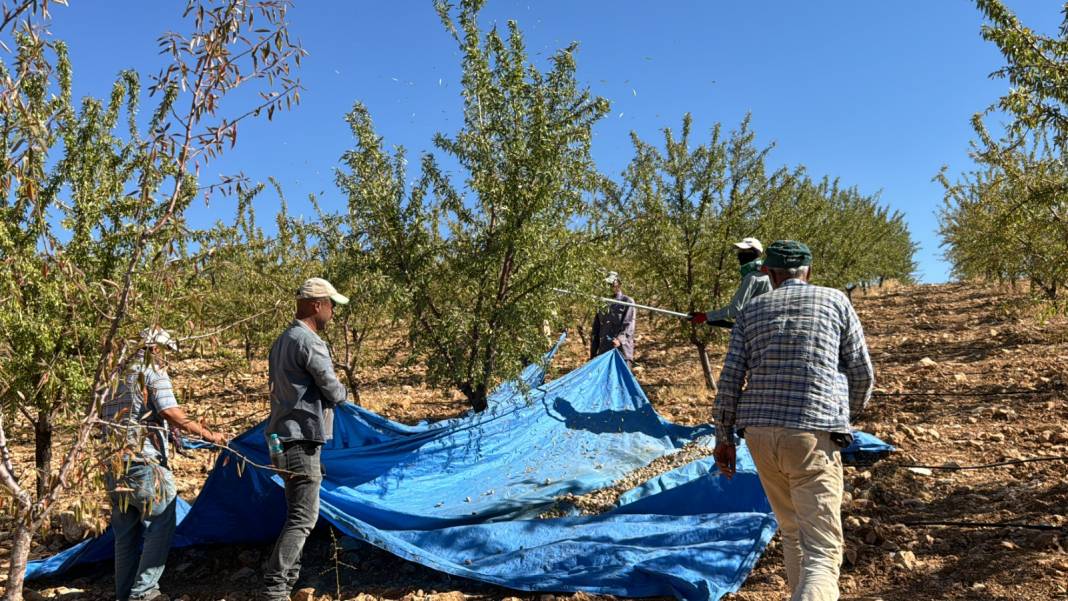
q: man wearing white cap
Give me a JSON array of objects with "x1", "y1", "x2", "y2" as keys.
[
  {"x1": 590, "y1": 271, "x2": 636, "y2": 366},
  {"x1": 688, "y1": 237, "x2": 772, "y2": 327},
  {"x1": 264, "y1": 277, "x2": 350, "y2": 600},
  {"x1": 102, "y1": 327, "x2": 226, "y2": 601}
]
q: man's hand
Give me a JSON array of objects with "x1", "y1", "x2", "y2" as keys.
[
  {"x1": 612, "y1": 338, "x2": 621, "y2": 348},
  {"x1": 688, "y1": 311, "x2": 708, "y2": 324},
  {"x1": 161, "y1": 406, "x2": 227, "y2": 448},
  {"x1": 714, "y1": 442, "x2": 736, "y2": 479}
]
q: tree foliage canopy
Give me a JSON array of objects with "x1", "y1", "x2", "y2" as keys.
[
  {"x1": 596, "y1": 112, "x2": 915, "y2": 387},
  {"x1": 339, "y1": 0, "x2": 609, "y2": 410},
  {"x1": 940, "y1": 0, "x2": 1068, "y2": 299},
  {"x1": 0, "y1": 1, "x2": 306, "y2": 596}
]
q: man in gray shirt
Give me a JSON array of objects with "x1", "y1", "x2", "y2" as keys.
[
  {"x1": 689, "y1": 237, "x2": 772, "y2": 328},
  {"x1": 263, "y1": 277, "x2": 350, "y2": 601}
]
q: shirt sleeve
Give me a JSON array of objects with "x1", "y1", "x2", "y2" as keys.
[
  {"x1": 708, "y1": 275, "x2": 757, "y2": 322},
  {"x1": 147, "y1": 369, "x2": 179, "y2": 413},
  {"x1": 302, "y1": 337, "x2": 348, "y2": 407},
  {"x1": 619, "y1": 303, "x2": 636, "y2": 342},
  {"x1": 839, "y1": 298, "x2": 874, "y2": 420},
  {"x1": 713, "y1": 311, "x2": 749, "y2": 444}
]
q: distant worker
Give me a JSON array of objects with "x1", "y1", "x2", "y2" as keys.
[
  {"x1": 263, "y1": 277, "x2": 351, "y2": 601},
  {"x1": 712, "y1": 240, "x2": 874, "y2": 601},
  {"x1": 102, "y1": 327, "x2": 227, "y2": 601},
  {"x1": 590, "y1": 271, "x2": 636, "y2": 366},
  {"x1": 688, "y1": 237, "x2": 771, "y2": 327}
]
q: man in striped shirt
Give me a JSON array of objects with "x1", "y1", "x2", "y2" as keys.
[
  {"x1": 102, "y1": 327, "x2": 226, "y2": 601},
  {"x1": 713, "y1": 240, "x2": 874, "y2": 601}
]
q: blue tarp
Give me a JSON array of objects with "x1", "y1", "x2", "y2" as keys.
[{"x1": 28, "y1": 338, "x2": 892, "y2": 601}]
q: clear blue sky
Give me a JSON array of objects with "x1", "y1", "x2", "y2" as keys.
[{"x1": 44, "y1": 1, "x2": 1061, "y2": 283}]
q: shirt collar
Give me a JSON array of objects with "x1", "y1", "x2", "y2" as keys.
[
  {"x1": 293, "y1": 318, "x2": 322, "y2": 338},
  {"x1": 127, "y1": 349, "x2": 159, "y2": 371},
  {"x1": 780, "y1": 278, "x2": 808, "y2": 288},
  {"x1": 740, "y1": 259, "x2": 762, "y2": 277}
]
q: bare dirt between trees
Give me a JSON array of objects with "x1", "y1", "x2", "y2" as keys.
[{"x1": 7, "y1": 282, "x2": 1068, "y2": 600}]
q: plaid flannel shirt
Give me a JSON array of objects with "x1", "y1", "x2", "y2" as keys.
[{"x1": 714, "y1": 279, "x2": 874, "y2": 445}]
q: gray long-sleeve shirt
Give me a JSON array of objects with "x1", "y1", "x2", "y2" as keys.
[
  {"x1": 707, "y1": 269, "x2": 772, "y2": 323},
  {"x1": 267, "y1": 320, "x2": 347, "y2": 444},
  {"x1": 590, "y1": 292, "x2": 636, "y2": 361}
]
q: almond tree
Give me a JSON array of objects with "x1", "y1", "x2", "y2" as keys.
[
  {"x1": 939, "y1": 126, "x2": 1066, "y2": 299},
  {"x1": 760, "y1": 175, "x2": 916, "y2": 289},
  {"x1": 0, "y1": 2, "x2": 304, "y2": 596},
  {"x1": 599, "y1": 114, "x2": 791, "y2": 390},
  {"x1": 936, "y1": 1, "x2": 1068, "y2": 300},
  {"x1": 601, "y1": 114, "x2": 916, "y2": 390},
  {"x1": 183, "y1": 180, "x2": 311, "y2": 365},
  {"x1": 339, "y1": 0, "x2": 608, "y2": 411}
]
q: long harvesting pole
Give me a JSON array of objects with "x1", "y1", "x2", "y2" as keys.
[{"x1": 551, "y1": 288, "x2": 691, "y2": 319}]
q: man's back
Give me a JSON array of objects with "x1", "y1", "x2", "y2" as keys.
[
  {"x1": 717, "y1": 279, "x2": 873, "y2": 434},
  {"x1": 102, "y1": 356, "x2": 177, "y2": 464}
]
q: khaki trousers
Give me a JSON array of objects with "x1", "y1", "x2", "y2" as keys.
[{"x1": 745, "y1": 427, "x2": 844, "y2": 601}]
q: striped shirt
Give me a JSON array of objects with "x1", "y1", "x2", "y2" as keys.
[
  {"x1": 714, "y1": 279, "x2": 874, "y2": 444},
  {"x1": 101, "y1": 351, "x2": 179, "y2": 464}
]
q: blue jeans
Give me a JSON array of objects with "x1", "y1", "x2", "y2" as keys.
[
  {"x1": 264, "y1": 441, "x2": 323, "y2": 600},
  {"x1": 108, "y1": 462, "x2": 177, "y2": 601}
]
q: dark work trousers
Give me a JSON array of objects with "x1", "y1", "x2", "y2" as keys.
[{"x1": 263, "y1": 441, "x2": 322, "y2": 600}]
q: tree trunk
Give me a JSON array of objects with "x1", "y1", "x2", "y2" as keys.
[
  {"x1": 340, "y1": 365, "x2": 362, "y2": 405},
  {"x1": 4, "y1": 510, "x2": 35, "y2": 601},
  {"x1": 575, "y1": 316, "x2": 588, "y2": 348},
  {"x1": 471, "y1": 390, "x2": 488, "y2": 413},
  {"x1": 461, "y1": 383, "x2": 488, "y2": 413},
  {"x1": 470, "y1": 328, "x2": 499, "y2": 414},
  {"x1": 694, "y1": 341, "x2": 718, "y2": 394},
  {"x1": 34, "y1": 415, "x2": 52, "y2": 500}
]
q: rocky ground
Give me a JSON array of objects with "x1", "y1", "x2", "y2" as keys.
[{"x1": 6, "y1": 282, "x2": 1068, "y2": 600}]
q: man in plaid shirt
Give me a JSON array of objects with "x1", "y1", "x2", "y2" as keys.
[{"x1": 713, "y1": 240, "x2": 873, "y2": 601}]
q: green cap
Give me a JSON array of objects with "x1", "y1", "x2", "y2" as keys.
[{"x1": 764, "y1": 240, "x2": 812, "y2": 269}]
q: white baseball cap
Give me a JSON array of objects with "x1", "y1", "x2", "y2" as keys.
[
  {"x1": 297, "y1": 277, "x2": 349, "y2": 305},
  {"x1": 603, "y1": 271, "x2": 621, "y2": 285},
  {"x1": 140, "y1": 327, "x2": 178, "y2": 351},
  {"x1": 732, "y1": 237, "x2": 764, "y2": 254}
]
